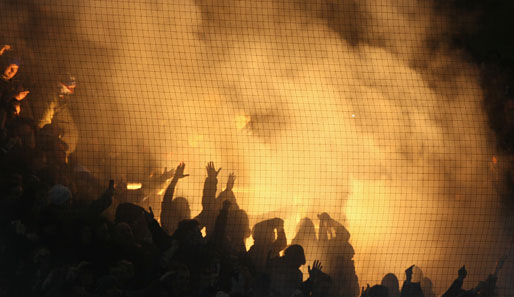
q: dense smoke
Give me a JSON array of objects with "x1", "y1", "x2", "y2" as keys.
[{"x1": 1, "y1": 0, "x2": 512, "y2": 294}]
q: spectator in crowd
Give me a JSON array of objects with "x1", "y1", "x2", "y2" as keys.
[
  {"x1": 34, "y1": 74, "x2": 78, "y2": 160},
  {"x1": 161, "y1": 162, "x2": 191, "y2": 235},
  {"x1": 318, "y1": 212, "x2": 359, "y2": 297},
  {"x1": 0, "y1": 52, "x2": 20, "y2": 96},
  {"x1": 195, "y1": 161, "x2": 222, "y2": 238},
  {"x1": 381, "y1": 273, "x2": 400, "y2": 297},
  {"x1": 247, "y1": 217, "x2": 287, "y2": 273}
]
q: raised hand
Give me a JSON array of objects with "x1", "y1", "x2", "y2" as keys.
[
  {"x1": 308, "y1": 260, "x2": 323, "y2": 279},
  {"x1": 173, "y1": 162, "x2": 189, "y2": 180},
  {"x1": 226, "y1": 172, "x2": 236, "y2": 190},
  {"x1": 405, "y1": 265, "x2": 415, "y2": 280},
  {"x1": 144, "y1": 206, "x2": 155, "y2": 223},
  {"x1": 162, "y1": 167, "x2": 175, "y2": 180},
  {"x1": 458, "y1": 265, "x2": 467, "y2": 279},
  {"x1": 206, "y1": 161, "x2": 221, "y2": 178}
]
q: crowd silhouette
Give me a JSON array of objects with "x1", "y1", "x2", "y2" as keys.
[{"x1": 0, "y1": 45, "x2": 509, "y2": 297}]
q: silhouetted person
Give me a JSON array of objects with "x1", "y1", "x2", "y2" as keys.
[
  {"x1": 34, "y1": 74, "x2": 78, "y2": 160},
  {"x1": 209, "y1": 198, "x2": 251, "y2": 258},
  {"x1": 382, "y1": 273, "x2": 400, "y2": 297},
  {"x1": 443, "y1": 257, "x2": 506, "y2": 297},
  {"x1": 226, "y1": 208, "x2": 251, "y2": 254},
  {"x1": 247, "y1": 217, "x2": 287, "y2": 273},
  {"x1": 401, "y1": 265, "x2": 425, "y2": 297},
  {"x1": 318, "y1": 212, "x2": 359, "y2": 297},
  {"x1": 421, "y1": 277, "x2": 435, "y2": 297},
  {"x1": 291, "y1": 217, "x2": 317, "y2": 255},
  {"x1": 115, "y1": 202, "x2": 151, "y2": 243},
  {"x1": 442, "y1": 266, "x2": 468, "y2": 297},
  {"x1": 0, "y1": 53, "x2": 20, "y2": 97},
  {"x1": 216, "y1": 172, "x2": 239, "y2": 210},
  {"x1": 195, "y1": 161, "x2": 221, "y2": 238},
  {"x1": 160, "y1": 162, "x2": 191, "y2": 234},
  {"x1": 269, "y1": 245, "x2": 323, "y2": 297}
]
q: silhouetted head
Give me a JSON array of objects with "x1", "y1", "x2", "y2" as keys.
[
  {"x1": 252, "y1": 219, "x2": 277, "y2": 244},
  {"x1": 217, "y1": 190, "x2": 238, "y2": 209},
  {"x1": 171, "y1": 197, "x2": 191, "y2": 221},
  {"x1": 293, "y1": 217, "x2": 316, "y2": 242},
  {"x1": 381, "y1": 273, "x2": 400, "y2": 297},
  {"x1": 174, "y1": 219, "x2": 202, "y2": 247},
  {"x1": 283, "y1": 244, "x2": 306, "y2": 268},
  {"x1": 227, "y1": 209, "x2": 251, "y2": 243}
]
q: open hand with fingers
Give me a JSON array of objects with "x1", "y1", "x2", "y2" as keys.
[
  {"x1": 206, "y1": 162, "x2": 221, "y2": 178},
  {"x1": 173, "y1": 162, "x2": 189, "y2": 181},
  {"x1": 226, "y1": 172, "x2": 236, "y2": 190},
  {"x1": 308, "y1": 260, "x2": 323, "y2": 280},
  {"x1": 161, "y1": 167, "x2": 175, "y2": 181}
]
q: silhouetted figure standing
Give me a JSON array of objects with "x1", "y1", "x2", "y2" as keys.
[
  {"x1": 34, "y1": 75, "x2": 78, "y2": 160},
  {"x1": 292, "y1": 217, "x2": 317, "y2": 259},
  {"x1": 268, "y1": 245, "x2": 323, "y2": 297},
  {"x1": 381, "y1": 273, "x2": 400, "y2": 297},
  {"x1": 247, "y1": 217, "x2": 287, "y2": 273},
  {"x1": 216, "y1": 172, "x2": 239, "y2": 210},
  {"x1": 195, "y1": 162, "x2": 221, "y2": 238},
  {"x1": 318, "y1": 212, "x2": 359, "y2": 297},
  {"x1": 401, "y1": 265, "x2": 425, "y2": 297},
  {"x1": 442, "y1": 266, "x2": 468, "y2": 297},
  {"x1": 160, "y1": 162, "x2": 191, "y2": 235}
]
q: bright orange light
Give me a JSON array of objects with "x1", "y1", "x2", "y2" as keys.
[{"x1": 126, "y1": 182, "x2": 142, "y2": 190}]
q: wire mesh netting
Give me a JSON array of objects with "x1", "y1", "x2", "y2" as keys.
[{"x1": 0, "y1": 1, "x2": 512, "y2": 297}]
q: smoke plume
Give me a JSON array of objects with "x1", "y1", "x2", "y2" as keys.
[{"x1": 1, "y1": 0, "x2": 512, "y2": 293}]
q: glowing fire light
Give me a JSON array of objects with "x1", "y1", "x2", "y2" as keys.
[{"x1": 126, "y1": 183, "x2": 142, "y2": 190}]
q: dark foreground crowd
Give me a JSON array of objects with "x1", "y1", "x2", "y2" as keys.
[{"x1": 0, "y1": 46, "x2": 508, "y2": 297}]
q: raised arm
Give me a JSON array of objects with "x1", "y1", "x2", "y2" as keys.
[
  {"x1": 317, "y1": 212, "x2": 331, "y2": 241},
  {"x1": 226, "y1": 172, "x2": 236, "y2": 191},
  {"x1": 442, "y1": 266, "x2": 466, "y2": 297},
  {"x1": 162, "y1": 162, "x2": 188, "y2": 204},
  {"x1": 89, "y1": 180, "x2": 115, "y2": 215},
  {"x1": 216, "y1": 172, "x2": 239, "y2": 209},
  {"x1": 202, "y1": 162, "x2": 221, "y2": 208},
  {"x1": 145, "y1": 207, "x2": 173, "y2": 251},
  {"x1": 271, "y1": 218, "x2": 287, "y2": 254}
]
